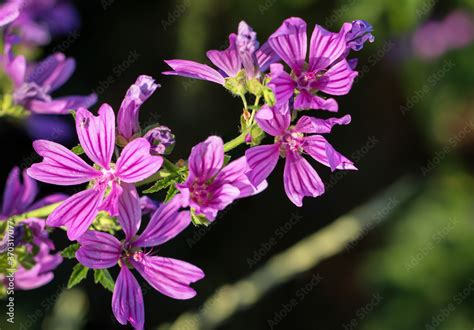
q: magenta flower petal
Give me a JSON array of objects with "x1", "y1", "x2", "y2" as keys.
[
  {"x1": 27, "y1": 140, "x2": 101, "y2": 186},
  {"x1": 294, "y1": 114, "x2": 351, "y2": 134},
  {"x1": 76, "y1": 104, "x2": 115, "y2": 170},
  {"x1": 303, "y1": 135, "x2": 357, "y2": 171},
  {"x1": 255, "y1": 41, "x2": 280, "y2": 72},
  {"x1": 283, "y1": 152, "x2": 325, "y2": 207},
  {"x1": 314, "y1": 59, "x2": 358, "y2": 96},
  {"x1": 140, "y1": 196, "x2": 160, "y2": 215},
  {"x1": 207, "y1": 34, "x2": 242, "y2": 77},
  {"x1": 269, "y1": 17, "x2": 307, "y2": 73},
  {"x1": 117, "y1": 75, "x2": 159, "y2": 140},
  {"x1": 27, "y1": 53, "x2": 74, "y2": 92},
  {"x1": 188, "y1": 136, "x2": 224, "y2": 181},
  {"x1": 197, "y1": 183, "x2": 240, "y2": 220},
  {"x1": 6, "y1": 54, "x2": 26, "y2": 88},
  {"x1": 116, "y1": 138, "x2": 163, "y2": 183},
  {"x1": 1, "y1": 167, "x2": 38, "y2": 216},
  {"x1": 28, "y1": 94, "x2": 98, "y2": 114},
  {"x1": 0, "y1": 2, "x2": 19, "y2": 27},
  {"x1": 255, "y1": 104, "x2": 291, "y2": 137},
  {"x1": 294, "y1": 90, "x2": 338, "y2": 112},
  {"x1": 112, "y1": 267, "x2": 145, "y2": 330},
  {"x1": 118, "y1": 183, "x2": 141, "y2": 241},
  {"x1": 99, "y1": 182, "x2": 123, "y2": 217},
  {"x1": 134, "y1": 194, "x2": 190, "y2": 248},
  {"x1": 268, "y1": 64, "x2": 297, "y2": 107},
  {"x1": 47, "y1": 187, "x2": 105, "y2": 241},
  {"x1": 76, "y1": 230, "x2": 121, "y2": 269},
  {"x1": 163, "y1": 60, "x2": 225, "y2": 85},
  {"x1": 217, "y1": 157, "x2": 267, "y2": 198},
  {"x1": 28, "y1": 193, "x2": 68, "y2": 211},
  {"x1": 131, "y1": 256, "x2": 204, "y2": 300},
  {"x1": 245, "y1": 144, "x2": 280, "y2": 186},
  {"x1": 309, "y1": 23, "x2": 352, "y2": 71}
]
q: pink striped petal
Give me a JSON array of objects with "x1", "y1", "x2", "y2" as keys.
[
  {"x1": 207, "y1": 34, "x2": 241, "y2": 77},
  {"x1": 314, "y1": 59, "x2": 358, "y2": 95},
  {"x1": 188, "y1": 136, "x2": 224, "y2": 181},
  {"x1": 76, "y1": 104, "x2": 115, "y2": 169},
  {"x1": 118, "y1": 183, "x2": 141, "y2": 241},
  {"x1": 269, "y1": 17, "x2": 307, "y2": 74},
  {"x1": 303, "y1": 135, "x2": 357, "y2": 171},
  {"x1": 0, "y1": 2, "x2": 19, "y2": 27},
  {"x1": 255, "y1": 41, "x2": 280, "y2": 72},
  {"x1": 116, "y1": 138, "x2": 163, "y2": 183},
  {"x1": 294, "y1": 90, "x2": 338, "y2": 112},
  {"x1": 134, "y1": 194, "x2": 190, "y2": 248},
  {"x1": 131, "y1": 255, "x2": 204, "y2": 300},
  {"x1": 29, "y1": 94, "x2": 97, "y2": 114},
  {"x1": 245, "y1": 144, "x2": 280, "y2": 186},
  {"x1": 112, "y1": 267, "x2": 144, "y2": 330},
  {"x1": 255, "y1": 104, "x2": 291, "y2": 137},
  {"x1": 76, "y1": 230, "x2": 121, "y2": 269},
  {"x1": 309, "y1": 23, "x2": 352, "y2": 71},
  {"x1": 163, "y1": 60, "x2": 225, "y2": 85},
  {"x1": 283, "y1": 152, "x2": 324, "y2": 206},
  {"x1": 47, "y1": 187, "x2": 105, "y2": 241},
  {"x1": 268, "y1": 63, "x2": 296, "y2": 107},
  {"x1": 27, "y1": 140, "x2": 100, "y2": 186},
  {"x1": 294, "y1": 114, "x2": 351, "y2": 134}
]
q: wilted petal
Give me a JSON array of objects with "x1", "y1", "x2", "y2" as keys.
[
  {"x1": 255, "y1": 104, "x2": 291, "y2": 137},
  {"x1": 269, "y1": 17, "x2": 307, "y2": 73},
  {"x1": 314, "y1": 59, "x2": 357, "y2": 95},
  {"x1": 132, "y1": 256, "x2": 204, "y2": 300},
  {"x1": 134, "y1": 194, "x2": 190, "y2": 248},
  {"x1": 245, "y1": 144, "x2": 280, "y2": 186},
  {"x1": 207, "y1": 34, "x2": 241, "y2": 77},
  {"x1": 303, "y1": 135, "x2": 357, "y2": 171},
  {"x1": 117, "y1": 75, "x2": 159, "y2": 139},
  {"x1": 76, "y1": 230, "x2": 121, "y2": 269},
  {"x1": 116, "y1": 138, "x2": 163, "y2": 183},
  {"x1": 163, "y1": 60, "x2": 225, "y2": 85},
  {"x1": 188, "y1": 136, "x2": 224, "y2": 181},
  {"x1": 117, "y1": 183, "x2": 141, "y2": 241},
  {"x1": 309, "y1": 23, "x2": 352, "y2": 71},
  {"x1": 27, "y1": 140, "x2": 101, "y2": 186},
  {"x1": 268, "y1": 63, "x2": 296, "y2": 106},
  {"x1": 76, "y1": 104, "x2": 115, "y2": 169},
  {"x1": 294, "y1": 90, "x2": 338, "y2": 112},
  {"x1": 47, "y1": 188, "x2": 105, "y2": 241},
  {"x1": 112, "y1": 267, "x2": 144, "y2": 330},
  {"x1": 294, "y1": 114, "x2": 351, "y2": 134},
  {"x1": 283, "y1": 152, "x2": 325, "y2": 206}
]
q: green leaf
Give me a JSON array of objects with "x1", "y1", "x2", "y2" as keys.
[
  {"x1": 67, "y1": 263, "x2": 89, "y2": 289},
  {"x1": 191, "y1": 208, "x2": 211, "y2": 226},
  {"x1": 69, "y1": 110, "x2": 77, "y2": 119},
  {"x1": 61, "y1": 243, "x2": 80, "y2": 259},
  {"x1": 71, "y1": 144, "x2": 84, "y2": 156},
  {"x1": 165, "y1": 184, "x2": 179, "y2": 202},
  {"x1": 143, "y1": 176, "x2": 176, "y2": 194},
  {"x1": 94, "y1": 269, "x2": 115, "y2": 292}
]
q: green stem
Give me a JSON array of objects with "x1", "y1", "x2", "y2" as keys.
[
  {"x1": 240, "y1": 93, "x2": 248, "y2": 111},
  {"x1": 224, "y1": 131, "x2": 248, "y2": 153},
  {"x1": 10, "y1": 202, "x2": 62, "y2": 225}
]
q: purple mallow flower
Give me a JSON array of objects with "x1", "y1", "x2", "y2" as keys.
[
  {"x1": 27, "y1": 105, "x2": 163, "y2": 240},
  {"x1": 346, "y1": 20, "x2": 375, "y2": 51},
  {"x1": 117, "y1": 75, "x2": 160, "y2": 142},
  {"x1": 0, "y1": 168, "x2": 66, "y2": 290},
  {"x1": 268, "y1": 17, "x2": 359, "y2": 112},
  {"x1": 177, "y1": 136, "x2": 266, "y2": 221},
  {"x1": 76, "y1": 188, "x2": 204, "y2": 330},
  {"x1": 163, "y1": 21, "x2": 279, "y2": 85},
  {"x1": 143, "y1": 125, "x2": 175, "y2": 155},
  {"x1": 1, "y1": 45, "x2": 97, "y2": 114},
  {"x1": 6, "y1": 0, "x2": 80, "y2": 45},
  {"x1": 245, "y1": 103, "x2": 356, "y2": 206}
]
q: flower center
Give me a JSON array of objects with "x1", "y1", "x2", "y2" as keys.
[
  {"x1": 276, "y1": 131, "x2": 304, "y2": 157},
  {"x1": 121, "y1": 242, "x2": 144, "y2": 262},
  {"x1": 190, "y1": 179, "x2": 212, "y2": 206},
  {"x1": 95, "y1": 165, "x2": 117, "y2": 189}
]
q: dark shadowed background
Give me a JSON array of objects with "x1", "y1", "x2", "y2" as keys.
[{"x1": 1, "y1": 0, "x2": 474, "y2": 329}]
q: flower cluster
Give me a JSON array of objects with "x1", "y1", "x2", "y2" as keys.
[{"x1": 0, "y1": 11, "x2": 373, "y2": 330}]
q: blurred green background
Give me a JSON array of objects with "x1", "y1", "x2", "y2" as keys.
[{"x1": 0, "y1": 0, "x2": 473, "y2": 329}]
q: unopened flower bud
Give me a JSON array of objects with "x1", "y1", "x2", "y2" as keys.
[{"x1": 144, "y1": 126, "x2": 175, "y2": 155}]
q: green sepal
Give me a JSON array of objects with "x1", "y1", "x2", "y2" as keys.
[
  {"x1": 94, "y1": 269, "x2": 115, "y2": 292},
  {"x1": 191, "y1": 208, "x2": 211, "y2": 226},
  {"x1": 224, "y1": 70, "x2": 247, "y2": 96},
  {"x1": 143, "y1": 175, "x2": 176, "y2": 194},
  {"x1": 61, "y1": 243, "x2": 80, "y2": 259},
  {"x1": 71, "y1": 144, "x2": 84, "y2": 156},
  {"x1": 67, "y1": 263, "x2": 89, "y2": 289}
]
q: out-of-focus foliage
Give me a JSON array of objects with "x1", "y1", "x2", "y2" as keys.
[{"x1": 361, "y1": 162, "x2": 474, "y2": 330}]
